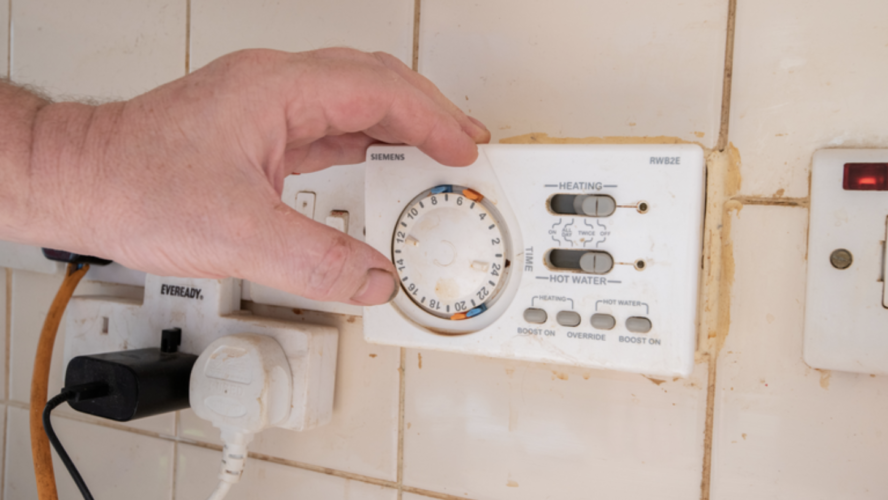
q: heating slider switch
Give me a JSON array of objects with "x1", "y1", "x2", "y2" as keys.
[{"x1": 550, "y1": 194, "x2": 616, "y2": 217}]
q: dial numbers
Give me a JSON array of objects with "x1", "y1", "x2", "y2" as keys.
[{"x1": 393, "y1": 186, "x2": 508, "y2": 320}]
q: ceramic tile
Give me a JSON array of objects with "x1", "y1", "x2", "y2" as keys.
[
  {"x1": 730, "y1": 0, "x2": 888, "y2": 198},
  {"x1": 175, "y1": 443, "x2": 397, "y2": 500},
  {"x1": 403, "y1": 349, "x2": 708, "y2": 499},
  {"x1": 711, "y1": 205, "x2": 888, "y2": 499},
  {"x1": 7, "y1": 270, "x2": 172, "y2": 435},
  {"x1": 4, "y1": 406, "x2": 173, "y2": 500},
  {"x1": 419, "y1": 0, "x2": 728, "y2": 148},
  {"x1": 190, "y1": 0, "x2": 415, "y2": 71},
  {"x1": 0, "y1": 0, "x2": 8, "y2": 79},
  {"x1": 11, "y1": 0, "x2": 185, "y2": 99},
  {"x1": 179, "y1": 304, "x2": 400, "y2": 481}
]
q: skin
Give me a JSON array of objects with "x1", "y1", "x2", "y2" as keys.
[{"x1": 0, "y1": 48, "x2": 491, "y2": 305}]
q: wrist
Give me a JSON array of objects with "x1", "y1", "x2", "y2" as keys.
[{"x1": 22, "y1": 100, "x2": 124, "y2": 253}]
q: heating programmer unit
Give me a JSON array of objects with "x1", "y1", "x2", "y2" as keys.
[{"x1": 363, "y1": 144, "x2": 705, "y2": 377}]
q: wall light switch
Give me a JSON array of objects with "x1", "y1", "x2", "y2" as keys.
[{"x1": 804, "y1": 149, "x2": 888, "y2": 374}]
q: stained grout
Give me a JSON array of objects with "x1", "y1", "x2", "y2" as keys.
[
  {"x1": 0, "y1": 405, "x2": 7, "y2": 500},
  {"x1": 700, "y1": 0, "x2": 739, "y2": 498},
  {"x1": 411, "y1": 0, "x2": 421, "y2": 72},
  {"x1": 715, "y1": 0, "x2": 737, "y2": 152},
  {"x1": 1, "y1": 271, "x2": 9, "y2": 500},
  {"x1": 396, "y1": 347, "x2": 407, "y2": 500},
  {"x1": 4, "y1": 271, "x2": 10, "y2": 402},
  {"x1": 6, "y1": 0, "x2": 11, "y2": 78},
  {"x1": 184, "y1": 0, "x2": 191, "y2": 75}
]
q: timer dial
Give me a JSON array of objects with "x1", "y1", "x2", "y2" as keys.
[{"x1": 393, "y1": 185, "x2": 509, "y2": 320}]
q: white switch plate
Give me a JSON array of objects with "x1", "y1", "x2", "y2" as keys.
[
  {"x1": 64, "y1": 276, "x2": 338, "y2": 430},
  {"x1": 364, "y1": 144, "x2": 705, "y2": 377},
  {"x1": 244, "y1": 165, "x2": 366, "y2": 317},
  {"x1": 804, "y1": 149, "x2": 888, "y2": 375}
]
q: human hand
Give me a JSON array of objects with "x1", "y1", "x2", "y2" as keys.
[{"x1": 20, "y1": 48, "x2": 490, "y2": 305}]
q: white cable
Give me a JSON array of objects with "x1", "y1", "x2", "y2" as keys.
[
  {"x1": 205, "y1": 481, "x2": 231, "y2": 500},
  {"x1": 205, "y1": 429, "x2": 253, "y2": 500},
  {"x1": 190, "y1": 335, "x2": 293, "y2": 500}
]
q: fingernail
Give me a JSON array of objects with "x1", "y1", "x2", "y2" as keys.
[
  {"x1": 466, "y1": 116, "x2": 491, "y2": 143},
  {"x1": 351, "y1": 268, "x2": 399, "y2": 306},
  {"x1": 467, "y1": 115, "x2": 489, "y2": 132}
]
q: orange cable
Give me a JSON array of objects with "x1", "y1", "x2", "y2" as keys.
[{"x1": 30, "y1": 263, "x2": 89, "y2": 500}]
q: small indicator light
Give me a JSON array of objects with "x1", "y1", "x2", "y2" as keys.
[
  {"x1": 843, "y1": 163, "x2": 888, "y2": 191},
  {"x1": 462, "y1": 188, "x2": 484, "y2": 201}
]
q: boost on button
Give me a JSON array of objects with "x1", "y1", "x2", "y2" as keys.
[
  {"x1": 524, "y1": 308, "x2": 547, "y2": 324},
  {"x1": 625, "y1": 317, "x2": 652, "y2": 333}
]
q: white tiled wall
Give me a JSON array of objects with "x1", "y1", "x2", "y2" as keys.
[
  {"x1": 175, "y1": 444, "x2": 398, "y2": 500},
  {"x1": 189, "y1": 0, "x2": 415, "y2": 71},
  {"x1": 10, "y1": 0, "x2": 185, "y2": 99},
  {"x1": 4, "y1": 0, "x2": 888, "y2": 499},
  {"x1": 711, "y1": 206, "x2": 888, "y2": 500},
  {"x1": 729, "y1": 0, "x2": 888, "y2": 198},
  {"x1": 419, "y1": 0, "x2": 728, "y2": 147}
]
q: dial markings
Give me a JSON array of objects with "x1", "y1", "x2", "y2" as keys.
[{"x1": 392, "y1": 185, "x2": 508, "y2": 321}]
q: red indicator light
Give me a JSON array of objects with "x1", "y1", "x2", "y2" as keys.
[{"x1": 844, "y1": 163, "x2": 888, "y2": 191}]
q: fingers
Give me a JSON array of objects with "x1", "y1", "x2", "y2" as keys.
[
  {"x1": 285, "y1": 48, "x2": 489, "y2": 168},
  {"x1": 371, "y1": 52, "x2": 491, "y2": 145},
  {"x1": 284, "y1": 133, "x2": 376, "y2": 174},
  {"x1": 239, "y1": 202, "x2": 398, "y2": 306}
]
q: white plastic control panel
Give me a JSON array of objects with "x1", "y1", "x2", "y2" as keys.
[
  {"x1": 804, "y1": 149, "x2": 888, "y2": 375},
  {"x1": 364, "y1": 144, "x2": 705, "y2": 377}
]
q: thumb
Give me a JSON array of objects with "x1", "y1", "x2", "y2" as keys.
[{"x1": 241, "y1": 205, "x2": 398, "y2": 306}]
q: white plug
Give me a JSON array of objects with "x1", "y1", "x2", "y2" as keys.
[{"x1": 190, "y1": 334, "x2": 294, "y2": 500}]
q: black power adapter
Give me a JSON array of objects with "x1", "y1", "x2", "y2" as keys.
[{"x1": 63, "y1": 328, "x2": 197, "y2": 421}]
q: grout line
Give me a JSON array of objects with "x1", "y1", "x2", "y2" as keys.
[
  {"x1": 396, "y1": 347, "x2": 407, "y2": 500},
  {"x1": 247, "y1": 451, "x2": 399, "y2": 490},
  {"x1": 1, "y1": 405, "x2": 7, "y2": 500},
  {"x1": 731, "y1": 195, "x2": 808, "y2": 208},
  {"x1": 699, "y1": 354, "x2": 717, "y2": 500},
  {"x1": 402, "y1": 485, "x2": 481, "y2": 500},
  {"x1": 715, "y1": 0, "x2": 737, "y2": 152},
  {"x1": 6, "y1": 0, "x2": 11, "y2": 78},
  {"x1": 184, "y1": 0, "x2": 191, "y2": 74},
  {"x1": 700, "y1": 1, "x2": 739, "y2": 496},
  {"x1": 4, "y1": 271, "x2": 10, "y2": 402},
  {"x1": 170, "y1": 412, "x2": 180, "y2": 499},
  {"x1": 411, "y1": 0, "x2": 421, "y2": 72}
]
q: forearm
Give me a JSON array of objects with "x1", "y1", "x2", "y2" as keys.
[
  {"x1": 0, "y1": 79, "x2": 118, "y2": 251},
  {"x1": 0, "y1": 80, "x2": 53, "y2": 242}
]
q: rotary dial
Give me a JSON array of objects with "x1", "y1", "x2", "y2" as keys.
[{"x1": 393, "y1": 185, "x2": 509, "y2": 320}]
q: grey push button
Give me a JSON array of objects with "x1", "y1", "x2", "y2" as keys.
[
  {"x1": 524, "y1": 308, "x2": 548, "y2": 324},
  {"x1": 625, "y1": 317, "x2": 652, "y2": 333},
  {"x1": 590, "y1": 313, "x2": 616, "y2": 330},
  {"x1": 556, "y1": 311, "x2": 581, "y2": 327},
  {"x1": 573, "y1": 195, "x2": 617, "y2": 217},
  {"x1": 579, "y1": 252, "x2": 614, "y2": 274}
]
